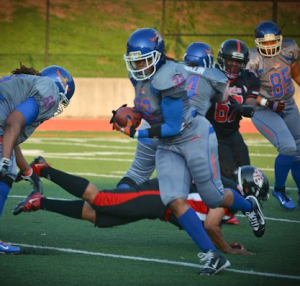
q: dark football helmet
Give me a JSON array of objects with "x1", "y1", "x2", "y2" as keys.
[
  {"x1": 217, "y1": 39, "x2": 249, "y2": 79},
  {"x1": 235, "y1": 165, "x2": 269, "y2": 200},
  {"x1": 183, "y1": 42, "x2": 215, "y2": 68},
  {"x1": 40, "y1": 65, "x2": 75, "y2": 115},
  {"x1": 255, "y1": 21, "x2": 282, "y2": 57},
  {"x1": 124, "y1": 28, "x2": 165, "y2": 81}
]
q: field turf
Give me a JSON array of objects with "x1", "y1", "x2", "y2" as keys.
[{"x1": 0, "y1": 131, "x2": 299, "y2": 286}]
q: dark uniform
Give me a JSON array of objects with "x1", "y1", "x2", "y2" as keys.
[
  {"x1": 92, "y1": 178, "x2": 236, "y2": 228},
  {"x1": 206, "y1": 70, "x2": 260, "y2": 172}
]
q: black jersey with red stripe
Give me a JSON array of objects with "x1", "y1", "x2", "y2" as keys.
[
  {"x1": 206, "y1": 70, "x2": 260, "y2": 138},
  {"x1": 91, "y1": 178, "x2": 237, "y2": 228}
]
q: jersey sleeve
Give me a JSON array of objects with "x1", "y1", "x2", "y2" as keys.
[{"x1": 243, "y1": 70, "x2": 260, "y2": 100}]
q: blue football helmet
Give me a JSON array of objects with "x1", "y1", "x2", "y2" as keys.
[
  {"x1": 217, "y1": 39, "x2": 249, "y2": 79},
  {"x1": 124, "y1": 28, "x2": 165, "y2": 81},
  {"x1": 40, "y1": 65, "x2": 75, "y2": 115},
  {"x1": 254, "y1": 21, "x2": 282, "y2": 57},
  {"x1": 183, "y1": 42, "x2": 215, "y2": 68},
  {"x1": 235, "y1": 166, "x2": 269, "y2": 200}
]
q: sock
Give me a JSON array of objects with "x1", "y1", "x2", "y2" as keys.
[
  {"x1": 41, "y1": 198, "x2": 84, "y2": 219},
  {"x1": 0, "y1": 182, "x2": 10, "y2": 217},
  {"x1": 41, "y1": 167, "x2": 89, "y2": 198},
  {"x1": 117, "y1": 184, "x2": 130, "y2": 189},
  {"x1": 274, "y1": 154, "x2": 295, "y2": 188},
  {"x1": 291, "y1": 160, "x2": 300, "y2": 191},
  {"x1": 230, "y1": 188, "x2": 252, "y2": 213},
  {"x1": 178, "y1": 208, "x2": 216, "y2": 252}
]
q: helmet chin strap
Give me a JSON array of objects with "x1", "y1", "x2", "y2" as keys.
[{"x1": 54, "y1": 84, "x2": 70, "y2": 116}]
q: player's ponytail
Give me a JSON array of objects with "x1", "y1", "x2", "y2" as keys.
[{"x1": 12, "y1": 63, "x2": 41, "y2": 76}]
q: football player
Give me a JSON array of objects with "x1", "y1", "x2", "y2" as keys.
[
  {"x1": 0, "y1": 64, "x2": 75, "y2": 254},
  {"x1": 13, "y1": 157, "x2": 269, "y2": 256},
  {"x1": 246, "y1": 21, "x2": 300, "y2": 210},
  {"x1": 110, "y1": 28, "x2": 266, "y2": 275},
  {"x1": 205, "y1": 39, "x2": 259, "y2": 174},
  {"x1": 116, "y1": 41, "x2": 226, "y2": 188},
  {"x1": 183, "y1": 42, "x2": 215, "y2": 68}
]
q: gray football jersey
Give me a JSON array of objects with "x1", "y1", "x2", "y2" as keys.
[
  {"x1": 185, "y1": 66, "x2": 227, "y2": 115},
  {"x1": 0, "y1": 74, "x2": 60, "y2": 144},
  {"x1": 132, "y1": 60, "x2": 194, "y2": 127},
  {"x1": 246, "y1": 39, "x2": 300, "y2": 101}
]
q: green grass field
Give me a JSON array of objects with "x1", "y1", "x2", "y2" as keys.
[
  {"x1": 0, "y1": 1, "x2": 299, "y2": 77},
  {"x1": 0, "y1": 131, "x2": 299, "y2": 286}
]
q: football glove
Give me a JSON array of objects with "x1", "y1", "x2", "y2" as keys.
[
  {"x1": 114, "y1": 117, "x2": 138, "y2": 138},
  {"x1": 266, "y1": 100, "x2": 285, "y2": 112},
  {"x1": 229, "y1": 97, "x2": 254, "y2": 118},
  {"x1": 229, "y1": 97, "x2": 243, "y2": 114},
  {"x1": 0, "y1": 158, "x2": 11, "y2": 178},
  {"x1": 19, "y1": 168, "x2": 43, "y2": 194},
  {"x1": 110, "y1": 104, "x2": 127, "y2": 130}
]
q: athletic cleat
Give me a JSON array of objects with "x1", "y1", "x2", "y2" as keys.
[
  {"x1": 245, "y1": 195, "x2": 265, "y2": 237},
  {"x1": 198, "y1": 250, "x2": 231, "y2": 275},
  {"x1": 224, "y1": 216, "x2": 239, "y2": 225},
  {"x1": 0, "y1": 240, "x2": 20, "y2": 254},
  {"x1": 13, "y1": 191, "x2": 44, "y2": 216},
  {"x1": 30, "y1": 156, "x2": 50, "y2": 177},
  {"x1": 272, "y1": 189, "x2": 296, "y2": 210}
]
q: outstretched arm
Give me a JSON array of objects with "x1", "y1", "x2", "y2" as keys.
[{"x1": 204, "y1": 208, "x2": 253, "y2": 255}]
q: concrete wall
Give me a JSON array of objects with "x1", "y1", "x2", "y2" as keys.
[
  {"x1": 60, "y1": 78, "x2": 300, "y2": 118},
  {"x1": 61, "y1": 78, "x2": 135, "y2": 118}
]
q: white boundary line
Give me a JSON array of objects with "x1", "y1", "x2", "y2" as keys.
[{"x1": 9, "y1": 243, "x2": 300, "y2": 280}]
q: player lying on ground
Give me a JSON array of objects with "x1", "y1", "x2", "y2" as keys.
[{"x1": 13, "y1": 157, "x2": 269, "y2": 255}]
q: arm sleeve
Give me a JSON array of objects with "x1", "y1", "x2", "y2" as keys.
[
  {"x1": 138, "y1": 96, "x2": 183, "y2": 138},
  {"x1": 15, "y1": 97, "x2": 39, "y2": 126}
]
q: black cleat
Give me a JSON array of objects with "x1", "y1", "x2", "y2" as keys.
[{"x1": 245, "y1": 195, "x2": 266, "y2": 237}]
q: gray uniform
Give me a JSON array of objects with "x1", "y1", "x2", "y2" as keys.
[
  {"x1": 184, "y1": 66, "x2": 227, "y2": 115},
  {"x1": 124, "y1": 61, "x2": 225, "y2": 207},
  {"x1": 0, "y1": 74, "x2": 60, "y2": 180},
  {"x1": 123, "y1": 67, "x2": 227, "y2": 185},
  {"x1": 246, "y1": 40, "x2": 300, "y2": 159}
]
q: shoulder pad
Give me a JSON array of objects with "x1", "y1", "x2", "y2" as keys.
[
  {"x1": 243, "y1": 69, "x2": 258, "y2": 79},
  {"x1": 197, "y1": 68, "x2": 227, "y2": 84},
  {"x1": 241, "y1": 70, "x2": 260, "y2": 87},
  {"x1": 281, "y1": 39, "x2": 300, "y2": 62},
  {"x1": 151, "y1": 61, "x2": 188, "y2": 91}
]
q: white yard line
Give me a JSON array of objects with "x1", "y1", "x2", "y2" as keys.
[{"x1": 8, "y1": 243, "x2": 300, "y2": 281}]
